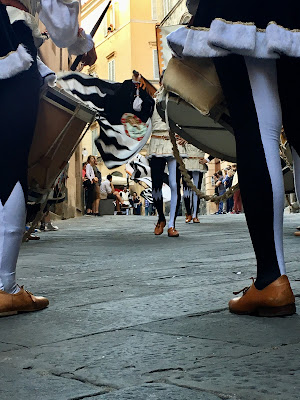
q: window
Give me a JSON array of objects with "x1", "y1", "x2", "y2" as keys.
[
  {"x1": 108, "y1": 59, "x2": 116, "y2": 81},
  {"x1": 151, "y1": 0, "x2": 157, "y2": 20},
  {"x1": 110, "y1": 2, "x2": 115, "y2": 29},
  {"x1": 102, "y1": 15, "x2": 108, "y2": 36},
  {"x1": 153, "y1": 49, "x2": 159, "y2": 80}
]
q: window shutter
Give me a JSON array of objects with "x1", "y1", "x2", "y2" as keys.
[
  {"x1": 102, "y1": 15, "x2": 108, "y2": 36},
  {"x1": 153, "y1": 49, "x2": 159, "y2": 80},
  {"x1": 108, "y1": 59, "x2": 116, "y2": 81},
  {"x1": 151, "y1": 0, "x2": 157, "y2": 20}
]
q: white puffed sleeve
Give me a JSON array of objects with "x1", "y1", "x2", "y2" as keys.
[
  {"x1": 39, "y1": 0, "x2": 94, "y2": 54},
  {"x1": 68, "y1": 30, "x2": 94, "y2": 55},
  {"x1": 186, "y1": 0, "x2": 200, "y2": 15}
]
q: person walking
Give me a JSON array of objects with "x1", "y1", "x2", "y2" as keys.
[
  {"x1": 168, "y1": 0, "x2": 300, "y2": 316},
  {"x1": 0, "y1": 0, "x2": 96, "y2": 317},
  {"x1": 148, "y1": 85, "x2": 187, "y2": 237},
  {"x1": 183, "y1": 144, "x2": 207, "y2": 223}
]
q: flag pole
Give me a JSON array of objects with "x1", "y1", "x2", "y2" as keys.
[{"x1": 70, "y1": 0, "x2": 112, "y2": 71}]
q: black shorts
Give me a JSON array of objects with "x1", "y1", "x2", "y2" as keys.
[{"x1": 107, "y1": 193, "x2": 116, "y2": 200}]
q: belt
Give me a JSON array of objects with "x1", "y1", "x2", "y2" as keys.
[
  {"x1": 0, "y1": 0, "x2": 28, "y2": 12},
  {"x1": 151, "y1": 134, "x2": 170, "y2": 140}
]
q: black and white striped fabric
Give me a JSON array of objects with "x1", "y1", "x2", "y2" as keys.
[
  {"x1": 57, "y1": 72, "x2": 153, "y2": 169},
  {"x1": 125, "y1": 154, "x2": 172, "y2": 203},
  {"x1": 126, "y1": 154, "x2": 151, "y2": 180},
  {"x1": 140, "y1": 187, "x2": 153, "y2": 204}
]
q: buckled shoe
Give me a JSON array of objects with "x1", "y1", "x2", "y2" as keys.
[
  {"x1": 0, "y1": 287, "x2": 49, "y2": 317},
  {"x1": 154, "y1": 220, "x2": 166, "y2": 236},
  {"x1": 229, "y1": 275, "x2": 296, "y2": 317},
  {"x1": 168, "y1": 227, "x2": 179, "y2": 237}
]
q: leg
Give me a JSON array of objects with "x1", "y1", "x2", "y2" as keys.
[
  {"x1": 192, "y1": 171, "x2": 202, "y2": 219},
  {"x1": 114, "y1": 192, "x2": 124, "y2": 205},
  {"x1": 0, "y1": 65, "x2": 39, "y2": 293},
  {"x1": 0, "y1": 22, "x2": 48, "y2": 312},
  {"x1": 0, "y1": 183, "x2": 26, "y2": 293},
  {"x1": 236, "y1": 190, "x2": 243, "y2": 213},
  {"x1": 214, "y1": 55, "x2": 284, "y2": 290},
  {"x1": 218, "y1": 195, "x2": 225, "y2": 214},
  {"x1": 93, "y1": 198, "x2": 100, "y2": 215},
  {"x1": 183, "y1": 170, "x2": 192, "y2": 218},
  {"x1": 86, "y1": 184, "x2": 94, "y2": 213},
  {"x1": 115, "y1": 197, "x2": 120, "y2": 212},
  {"x1": 233, "y1": 190, "x2": 242, "y2": 213},
  {"x1": 92, "y1": 198, "x2": 96, "y2": 214},
  {"x1": 150, "y1": 156, "x2": 166, "y2": 222},
  {"x1": 167, "y1": 159, "x2": 181, "y2": 229}
]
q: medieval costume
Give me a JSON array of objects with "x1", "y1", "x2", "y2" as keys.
[
  {"x1": 183, "y1": 144, "x2": 206, "y2": 223},
  {"x1": 148, "y1": 100, "x2": 187, "y2": 237},
  {"x1": 0, "y1": 0, "x2": 94, "y2": 316},
  {"x1": 168, "y1": 0, "x2": 300, "y2": 315}
]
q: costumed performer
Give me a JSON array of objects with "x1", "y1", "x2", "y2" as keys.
[
  {"x1": 148, "y1": 90, "x2": 187, "y2": 238},
  {"x1": 0, "y1": 0, "x2": 96, "y2": 317},
  {"x1": 168, "y1": 0, "x2": 300, "y2": 316},
  {"x1": 183, "y1": 144, "x2": 207, "y2": 223}
]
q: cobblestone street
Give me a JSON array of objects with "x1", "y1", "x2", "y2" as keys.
[{"x1": 1, "y1": 214, "x2": 299, "y2": 400}]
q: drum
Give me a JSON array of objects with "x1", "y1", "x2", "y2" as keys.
[
  {"x1": 28, "y1": 87, "x2": 97, "y2": 194},
  {"x1": 157, "y1": 57, "x2": 236, "y2": 162},
  {"x1": 158, "y1": 58, "x2": 295, "y2": 193}
]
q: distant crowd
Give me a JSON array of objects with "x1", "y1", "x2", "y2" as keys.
[
  {"x1": 82, "y1": 155, "x2": 152, "y2": 216},
  {"x1": 213, "y1": 164, "x2": 242, "y2": 214}
]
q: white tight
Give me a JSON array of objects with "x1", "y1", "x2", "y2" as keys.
[
  {"x1": 192, "y1": 171, "x2": 200, "y2": 218},
  {"x1": 167, "y1": 158, "x2": 180, "y2": 228},
  {"x1": 0, "y1": 182, "x2": 25, "y2": 293},
  {"x1": 245, "y1": 57, "x2": 285, "y2": 275}
]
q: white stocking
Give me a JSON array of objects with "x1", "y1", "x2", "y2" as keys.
[
  {"x1": 192, "y1": 171, "x2": 200, "y2": 218},
  {"x1": 0, "y1": 182, "x2": 25, "y2": 294},
  {"x1": 167, "y1": 158, "x2": 179, "y2": 229},
  {"x1": 245, "y1": 57, "x2": 285, "y2": 276}
]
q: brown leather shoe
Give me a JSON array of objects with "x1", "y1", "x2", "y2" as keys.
[
  {"x1": 294, "y1": 231, "x2": 300, "y2": 237},
  {"x1": 168, "y1": 227, "x2": 179, "y2": 237},
  {"x1": 154, "y1": 220, "x2": 166, "y2": 235},
  {"x1": 0, "y1": 287, "x2": 49, "y2": 317},
  {"x1": 229, "y1": 275, "x2": 296, "y2": 317},
  {"x1": 185, "y1": 215, "x2": 192, "y2": 223},
  {"x1": 193, "y1": 217, "x2": 200, "y2": 223}
]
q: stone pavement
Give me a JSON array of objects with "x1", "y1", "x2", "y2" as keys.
[{"x1": 0, "y1": 214, "x2": 300, "y2": 400}]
